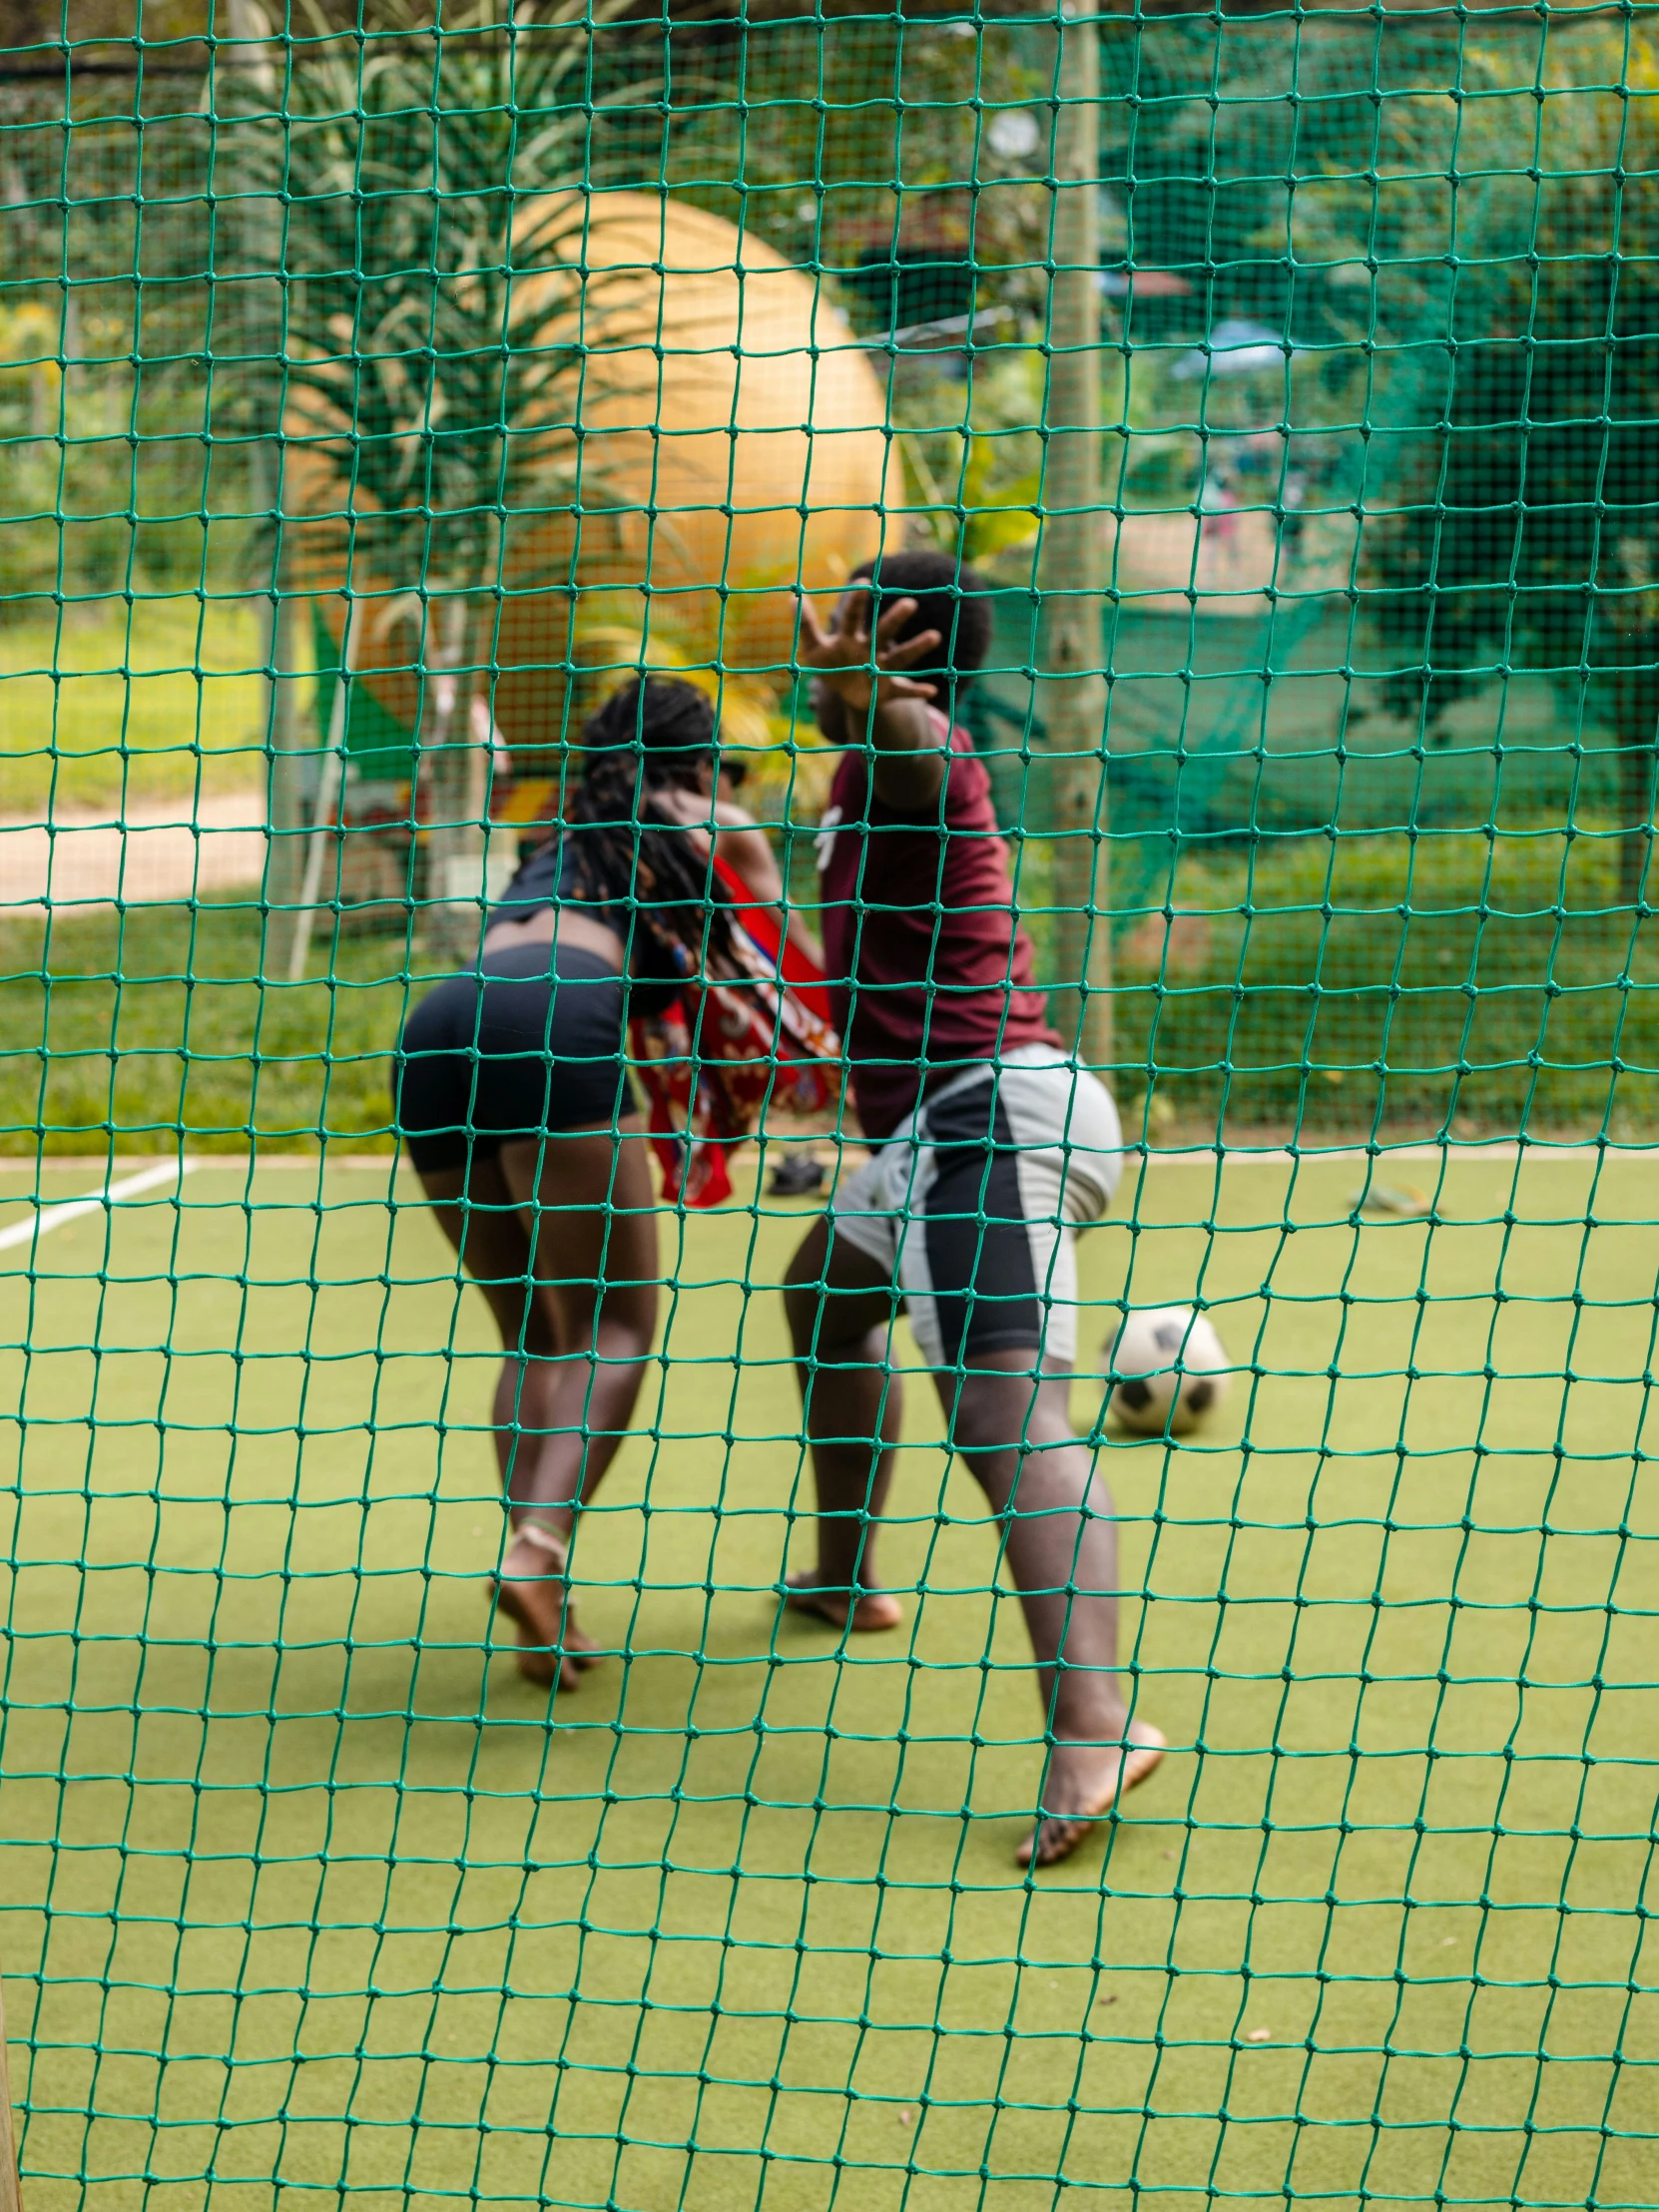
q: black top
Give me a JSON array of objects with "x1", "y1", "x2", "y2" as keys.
[
  {"x1": 487, "y1": 830, "x2": 584, "y2": 928},
  {"x1": 486, "y1": 828, "x2": 686, "y2": 1006}
]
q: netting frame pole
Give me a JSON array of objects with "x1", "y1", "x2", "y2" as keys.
[
  {"x1": 264, "y1": 569, "x2": 305, "y2": 954},
  {"x1": 222, "y1": 0, "x2": 306, "y2": 980},
  {"x1": 287, "y1": 594, "x2": 357, "y2": 981},
  {"x1": 0, "y1": 1966, "x2": 23, "y2": 2212},
  {"x1": 420, "y1": 589, "x2": 490, "y2": 968},
  {"x1": 1038, "y1": 0, "x2": 1111, "y2": 1069}
]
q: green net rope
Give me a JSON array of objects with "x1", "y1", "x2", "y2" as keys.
[{"x1": 1, "y1": 4, "x2": 1656, "y2": 2206}]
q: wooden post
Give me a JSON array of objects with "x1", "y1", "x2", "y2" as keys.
[
  {"x1": 265, "y1": 582, "x2": 305, "y2": 949},
  {"x1": 287, "y1": 596, "x2": 356, "y2": 982},
  {"x1": 218, "y1": 0, "x2": 302, "y2": 974},
  {"x1": 419, "y1": 595, "x2": 484, "y2": 968},
  {"x1": 0, "y1": 1973, "x2": 25, "y2": 2212},
  {"x1": 251, "y1": 435, "x2": 306, "y2": 971},
  {"x1": 1037, "y1": 0, "x2": 1111, "y2": 1067}
]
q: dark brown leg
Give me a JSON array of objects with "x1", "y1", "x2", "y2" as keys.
[
  {"x1": 781, "y1": 1215, "x2": 906, "y2": 1631},
  {"x1": 417, "y1": 1149, "x2": 562, "y2": 1493},
  {"x1": 417, "y1": 1121, "x2": 659, "y2": 1690},
  {"x1": 492, "y1": 1121, "x2": 659, "y2": 1526},
  {"x1": 937, "y1": 1351, "x2": 1163, "y2": 1867}
]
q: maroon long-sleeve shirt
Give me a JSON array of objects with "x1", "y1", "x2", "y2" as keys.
[{"x1": 815, "y1": 716, "x2": 1061, "y2": 1139}]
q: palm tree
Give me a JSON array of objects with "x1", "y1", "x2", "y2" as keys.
[{"x1": 229, "y1": 0, "x2": 644, "y2": 966}]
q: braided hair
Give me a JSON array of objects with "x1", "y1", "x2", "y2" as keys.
[{"x1": 565, "y1": 677, "x2": 734, "y2": 964}]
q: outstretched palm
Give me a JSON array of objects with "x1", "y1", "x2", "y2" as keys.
[{"x1": 796, "y1": 588, "x2": 941, "y2": 714}]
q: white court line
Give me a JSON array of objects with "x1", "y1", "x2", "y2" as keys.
[
  {"x1": 1130, "y1": 1142, "x2": 1653, "y2": 1166},
  {"x1": 0, "y1": 1159, "x2": 196, "y2": 1255}
]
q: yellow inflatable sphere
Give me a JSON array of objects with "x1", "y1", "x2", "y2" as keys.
[{"x1": 283, "y1": 193, "x2": 899, "y2": 757}]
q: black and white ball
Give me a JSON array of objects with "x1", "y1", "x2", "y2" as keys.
[{"x1": 1105, "y1": 1307, "x2": 1231, "y2": 1435}]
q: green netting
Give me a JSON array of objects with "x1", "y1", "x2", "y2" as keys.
[{"x1": 2, "y1": 3, "x2": 1658, "y2": 2208}]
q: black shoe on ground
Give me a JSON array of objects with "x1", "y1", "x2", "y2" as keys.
[{"x1": 770, "y1": 1154, "x2": 826, "y2": 1197}]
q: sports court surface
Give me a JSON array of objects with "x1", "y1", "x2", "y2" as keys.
[{"x1": 0, "y1": 1148, "x2": 1650, "y2": 2212}]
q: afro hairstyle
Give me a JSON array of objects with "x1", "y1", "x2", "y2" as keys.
[{"x1": 845, "y1": 549, "x2": 993, "y2": 693}]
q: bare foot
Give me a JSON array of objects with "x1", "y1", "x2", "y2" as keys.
[
  {"x1": 783, "y1": 1570, "x2": 903, "y2": 1633},
  {"x1": 492, "y1": 1523, "x2": 602, "y2": 1691},
  {"x1": 1017, "y1": 1722, "x2": 1167, "y2": 1868}
]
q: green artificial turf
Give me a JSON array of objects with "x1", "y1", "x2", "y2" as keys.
[{"x1": 0, "y1": 1152, "x2": 1653, "y2": 2212}]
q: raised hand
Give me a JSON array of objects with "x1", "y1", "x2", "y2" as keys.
[{"x1": 795, "y1": 587, "x2": 942, "y2": 714}]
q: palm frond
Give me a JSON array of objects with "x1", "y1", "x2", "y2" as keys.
[{"x1": 232, "y1": 0, "x2": 652, "y2": 597}]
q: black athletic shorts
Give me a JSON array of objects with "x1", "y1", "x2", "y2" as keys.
[
  {"x1": 393, "y1": 941, "x2": 640, "y2": 1174},
  {"x1": 827, "y1": 1053, "x2": 1124, "y2": 1370}
]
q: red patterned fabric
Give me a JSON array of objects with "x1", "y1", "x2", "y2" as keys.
[{"x1": 630, "y1": 854, "x2": 840, "y2": 1207}]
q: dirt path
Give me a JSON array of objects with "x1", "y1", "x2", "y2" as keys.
[{"x1": 0, "y1": 795, "x2": 268, "y2": 910}]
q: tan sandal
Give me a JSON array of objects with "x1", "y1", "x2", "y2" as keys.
[{"x1": 492, "y1": 1518, "x2": 601, "y2": 1690}]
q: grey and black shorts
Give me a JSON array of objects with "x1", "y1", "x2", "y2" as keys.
[{"x1": 827, "y1": 1048, "x2": 1123, "y2": 1372}]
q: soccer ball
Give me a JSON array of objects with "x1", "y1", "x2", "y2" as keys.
[{"x1": 1104, "y1": 1307, "x2": 1231, "y2": 1435}]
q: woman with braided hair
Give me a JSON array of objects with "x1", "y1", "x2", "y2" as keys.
[{"x1": 394, "y1": 676, "x2": 786, "y2": 1691}]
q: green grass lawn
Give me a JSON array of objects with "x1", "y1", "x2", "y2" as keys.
[
  {"x1": 3, "y1": 598, "x2": 1656, "y2": 1149},
  {"x1": 8, "y1": 823, "x2": 1659, "y2": 1160},
  {"x1": 0, "y1": 1152, "x2": 1653, "y2": 2212},
  {"x1": 0, "y1": 602, "x2": 281, "y2": 818},
  {"x1": 0, "y1": 904, "x2": 419, "y2": 1156},
  {"x1": 1115, "y1": 830, "x2": 1659, "y2": 1137}
]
